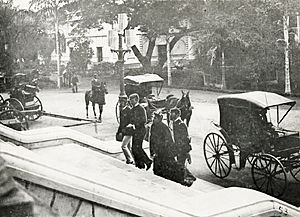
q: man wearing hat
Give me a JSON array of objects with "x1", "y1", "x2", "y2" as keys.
[
  {"x1": 91, "y1": 73, "x2": 100, "y2": 99},
  {"x1": 150, "y1": 110, "x2": 177, "y2": 179},
  {"x1": 170, "y1": 107, "x2": 196, "y2": 186},
  {"x1": 129, "y1": 93, "x2": 152, "y2": 170},
  {"x1": 116, "y1": 96, "x2": 134, "y2": 164}
]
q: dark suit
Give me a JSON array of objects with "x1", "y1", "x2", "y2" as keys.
[
  {"x1": 172, "y1": 118, "x2": 195, "y2": 186},
  {"x1": 173, "y1": 118, "x2": 192, "y2": 165},
  {"x1": 131, "y1": 104, "x2": 151, "y2": 169},
  {"x1": 117, "y1": 106, "x2": 133, "y2": 136},
  {"x1": 150, "y1": 121, "x2": 177, "y2": 178}
]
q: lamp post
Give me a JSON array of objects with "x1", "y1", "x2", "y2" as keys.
[
  {"x1": 111, "y1": 13, "x2": 130, "y2": 107},
  {"x1": 112, "y1": 34, "x2": 130, "y2": 99}
]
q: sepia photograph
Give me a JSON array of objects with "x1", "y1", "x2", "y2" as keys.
[{"x1": 1, "y1": 0, "x2": 300, "y2": 216}]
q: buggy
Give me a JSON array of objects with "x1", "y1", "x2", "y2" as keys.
[
  {"x1": 203, "y1": 91, "x2": 300, "y2": 197},
  {"x1": 9, "y1": 73, "x2": 43, "y2": 121},
  {"x1": 116, "y1": 74, "x2": 165, "y2": 122}
]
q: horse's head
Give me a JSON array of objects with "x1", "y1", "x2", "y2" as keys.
[
  {"x1": 95, "y1": 82, "x2": 108, "y2": 94},
  {"x1": 177, "y1": 90, "x2": 192, "y2": 111}
]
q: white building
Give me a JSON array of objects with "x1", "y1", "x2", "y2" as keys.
[{"x1": 51, "y1": 17, "x2": 195, "y2": 69}]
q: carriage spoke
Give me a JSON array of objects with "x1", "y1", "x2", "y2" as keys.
[
  {"x1": 219, "y1": 157, "x2": 230, "y2": 170},
  {"x1": 205, "y1": 149, "x2": 215, "y2": 155},
  {"x1": 209, "y1": 158, "x2": 217, "y2": 169},
  {"x1": 294, "y1": 168, "x2": 300, "y2": 176},
  {"x1": 219, "y1": 159, "x2": 227, "y2": 175},
  {"x1": 253, "y1": 170, "x2": 267, "y2": 176},
  {"x1": 208, "y1": 137, "x2": 217, "y2": 152},
  {"x1": 206, "y1": 155, "x2": 215, "y2": 160},
  {"x1": 219, "y1": 155, "x2": 230, "y2": 162},
  {"x1": 214, "y1": 158, "x2": 218, "y2": 175},
  {"x1": 258, "y1": 178, "x2": 268, "y2": 191},
  {"x1": 266, "y1": 179, "x2": 271, "y2": 194},
  {"x1": 205, "y1": 142, "x2": 216, "y2": 153},
  {"x1": 272, "y1": 175, "x2": 286, "y2": 182}
]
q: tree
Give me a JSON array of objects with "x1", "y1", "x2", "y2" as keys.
[
  {"x1": 70, "y1": 0, "x2": 201, "y2": 72},
  {"x1": 11, "y1": 9, "x2": 55, "y2": 69},
  {"x1": 0, "y1": 0, "x2": 16, "y2": 75},
  {"x1": 30, "y1": 0, "x2": 74, "y2": 88},
  {"x1": 68, "y1": 36, "x2": 94, "y2": 73},
  {"x1": 190, "y1": 0, "x2": 298, "y2": 91}
]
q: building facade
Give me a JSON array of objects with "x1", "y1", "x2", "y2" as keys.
[{"x1": 51, "y1": 19, "x2": 195, "y2": 69}]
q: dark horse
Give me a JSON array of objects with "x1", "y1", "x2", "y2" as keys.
[
  {"x1": 85, "y1": 82, "x2": 108, "y2": 121},
  {"x1": 165, "y1": 90, "x2": 193, "y2": 127}
]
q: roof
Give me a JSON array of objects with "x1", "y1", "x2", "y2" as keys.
[
  {"x1": 218, "y1": 91, "x2": 296, "y2": 109},
  {"x1": 124, "y1": 74, "x2": 164, "y2": 85}
]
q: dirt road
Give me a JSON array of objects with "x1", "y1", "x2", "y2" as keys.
[{"x1": 11, "y1": 77, "x2": 300, "y2": 206}]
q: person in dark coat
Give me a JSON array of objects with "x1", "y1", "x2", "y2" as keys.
[
  {"x1": 71, "y1": 73, "x2": 79, "y2": 93},
  {"x1": 116, "y1": 96, "x2": 134, "y2": 164},
  {"x1": 128, "y1": 93, "x2": 152, "y2": 170},
  {"x1": 150, "y1": 111, "x2": 179, "y2": 180},
  {"x1": 170, "y1": 108, "x2": 196, "y2": 186},
  {"x1": 91, "y1": 74, "x2": 100, "y2": 99}
]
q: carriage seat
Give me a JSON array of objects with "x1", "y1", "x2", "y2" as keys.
[{"x1": 24, "y1": 84, "x2": 38, "y2": 94}]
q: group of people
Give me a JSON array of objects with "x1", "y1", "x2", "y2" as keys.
[
  {"x1": 62, "y1": 66, "x2": 79, "y2": 93},
  {"x1": 117, "y1": 93, "x2": 196, "y2": 187}
]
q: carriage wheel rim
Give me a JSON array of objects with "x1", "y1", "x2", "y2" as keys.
[
  {"x1": 290, "y1": 164, "x2": 300, "y2": 182},
  {"x1": 251, "y1": 154, "x2": 287, "y2": 197},
  {"x1": 26, "y1": 96, "x2": 43, "y2": 121},
  {"x1": 4, "y1": 98, "x2": 24, "y2": 111},
  {"x1": 115, "y1": 101, "x2": 120, "y2": 123},
  {"x1": 0, "y1": 110, "x2": 29, "y2": 131},
  {"x1": 204, "y1": 133, "x2": 231, "y2": 178}
]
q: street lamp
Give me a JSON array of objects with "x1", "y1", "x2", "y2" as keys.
[{"x1": 111, "y1": 14, "x2": 130, "y2": 103}]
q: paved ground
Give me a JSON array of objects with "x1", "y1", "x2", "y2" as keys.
[{"x1": 5, "y1": 76, "x2": 300, "y2": 206}]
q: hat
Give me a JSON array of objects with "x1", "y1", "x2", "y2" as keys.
[
  {"x1": 170, "y1": 108, "x2": 181, "y2": 115},
  {"x1": 153, "y1": 111, "x2": 163, "y2": 121},
  {"x1": 119, "y1": 95, "x2": 128, "y2": 101},
  {"x1": 153, "y1": 110, "x2": 163, "y2": 118}
]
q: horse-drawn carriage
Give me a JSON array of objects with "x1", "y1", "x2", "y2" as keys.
[
  {"x1": 1, "y1": 73, "x2": 43, "y2": 122},
  {"x1": 116, "y1": 74, "x2": 165, "y2": 123},
  {"x1": 203, "y1": 91, "x2": 300, "y2": 197},
  {"x1": 115, "y1": 73, "x2": 193, "y2": 126}
]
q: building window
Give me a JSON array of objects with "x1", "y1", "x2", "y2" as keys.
[{"x1": 97, "y1": 47, "x2": 103, "y2": 62}]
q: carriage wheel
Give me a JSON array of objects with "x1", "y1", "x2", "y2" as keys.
[
  {"x1": 0, "y1": 109, "x2": 29, "y2": 131},
  {"x1": 115, "y1": 101, "x2": 120, "y2": 124},
  {"x1": 3, "y1": 98, "x2": 24, "y2": 111},
  {"x1": 203, "y1": 133, "x2": 232, "y2": 178},
  {"x1": 290, "y1": 165, "x2": 300, "y2": 182},
  {"x1": 251, "y1": 154, "x2": 287, "y2": 197},
  {"x1": 25, "y1": 96, "x2": 43, "y2": 121}
]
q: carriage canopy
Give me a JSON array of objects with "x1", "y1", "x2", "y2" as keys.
[
  {"x1": 124, "y1": 73, "x2": 163, "y2": 85},
  {"x1": 217, "y1": 91, "x2": 296, "y2": 135},
  {"x1": 218, "y1": 91, "x2": 295, "y2": 109},
  {"x1": 124, "y1": 74, "x2": 164, "y2": 99}
]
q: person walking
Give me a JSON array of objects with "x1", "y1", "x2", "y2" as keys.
[
  {"x1": 170, "y1": 108, "x2": 196, "y2": 186},
  {"x1": 149, "y1": 111, "x2": 178, "y2": 180},
  {"x1": 129, "y1": 93, "x2": 152, "y2": 170},
  {"x1": 116, "y1": 96, "x2": 134, "y2": 164},
  {"x1": 71, "y1": 73, "x2": 79, "y2": 93}
]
